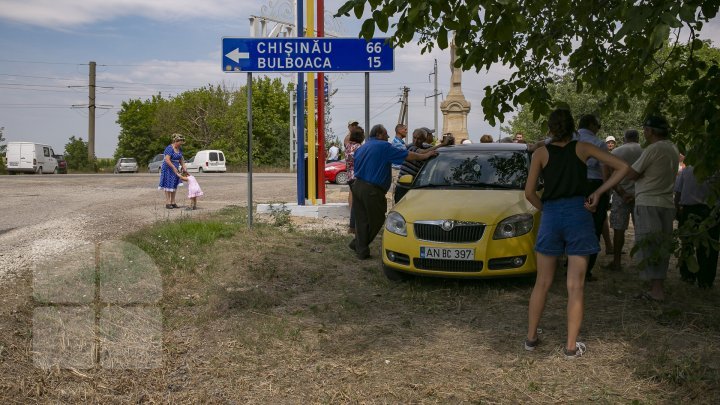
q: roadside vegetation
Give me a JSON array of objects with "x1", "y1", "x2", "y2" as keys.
[{"x1": 2, "y1": 207, "x2": 718, "y2": 402}]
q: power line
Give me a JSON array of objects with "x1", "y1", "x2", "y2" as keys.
[{"x1": 0, "y1": 59, "x2": 87, "y2": 66}]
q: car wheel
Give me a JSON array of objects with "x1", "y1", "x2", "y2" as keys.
[
  {"x1": 114, "y1": 168, "x2": 119, "y2": 174},
  {"x1": 157, "y1": 167, "x2": 162, "y2": 174},
  {"x1": 53, "y1": 167, "x2": 58, "y2": 174},
  {"x1": 382, "y1": 264, "x2": 412, "y2": 281},
  {"x1": 198, "y1": 167, "x2": 204, "y2": 173},
  {"x1": 36, "y1": 167, "x2": 43, "y2": 175},
  {"x1": 335, "y1": 171, "x2": 349, "y2": 185}
]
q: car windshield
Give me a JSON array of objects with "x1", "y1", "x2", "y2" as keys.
[{"x1": 414, "y1": 150, "x2": 529, "y2": 190}]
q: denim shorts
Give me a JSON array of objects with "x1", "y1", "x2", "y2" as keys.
[{"x1": 535, "y1": 196, "x2": 600, "y2": 256}]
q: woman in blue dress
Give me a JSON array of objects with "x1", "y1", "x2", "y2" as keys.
[{"x1": 158, "y1": 134, "x2": 188, "y2": 209}]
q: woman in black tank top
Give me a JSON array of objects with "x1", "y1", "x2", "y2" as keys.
[{"x1": 523, "y1": 108, "x2": 629, "y2": 358}]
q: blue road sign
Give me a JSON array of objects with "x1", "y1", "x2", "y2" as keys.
[{"x1": 222, "y1": 38, "x2": 394, "y2": 73}]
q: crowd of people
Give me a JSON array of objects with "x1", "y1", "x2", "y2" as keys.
[{"x1": 337, "y1": 108, "x2": 717, "y2": 360}]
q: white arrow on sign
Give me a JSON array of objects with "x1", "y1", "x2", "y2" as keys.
[{"x1": 225, "y1": 48, "x2": 250, "y2": 63}]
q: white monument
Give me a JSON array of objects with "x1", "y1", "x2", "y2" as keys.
[{"x1": 440, "y1": 40, "x2": 471, "y2": 143}]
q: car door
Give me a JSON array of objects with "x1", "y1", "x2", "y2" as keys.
[{"x1": 209, "y1": 151, "x2": 218, "y2": 169}]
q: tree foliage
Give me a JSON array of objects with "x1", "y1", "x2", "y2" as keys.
[
  {"x1": 64, "y1": 136, "x2": 90, "y2": 170},
  {"x1": 503, "y1": 74, "x2": 647, "y2": 143},
  {"x1": 115, "y1": 78, "x2": 291, "y2": 168},
  {"x1": 337, "y1": 0, "x2": 720, "y2": 175},
  {"x1": 0, "y1": 126, "x2": 6, "y2": 156}
]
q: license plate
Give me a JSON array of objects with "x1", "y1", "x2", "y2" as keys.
[
  {"x1": 9, "y1": 162, "x2": 18, "y2": 166},
  {"x1": 420, "y1": 247, "x2": 474, "y2": 260}
]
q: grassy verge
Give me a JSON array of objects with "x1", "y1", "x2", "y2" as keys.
[{"x1": 2, "y1": 208, "x2": 719, "y2": 402}]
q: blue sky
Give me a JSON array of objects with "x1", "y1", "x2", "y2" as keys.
[{"x1": 0, "y1": 0, "x2": 718, "y2": 158}]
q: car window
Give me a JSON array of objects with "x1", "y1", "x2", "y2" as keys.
[
  {"x1": 219, "y1": 152, "x2": 225, "y2": 162},
  {"x1": 414, "y1": 150, "x2": 529, "y2": 189},
  {"x1": 121, "y1": 158, "x2": 137, "y2": 163},
  {"x1": 209, "y1": 152, "x2": 218, "y2": 161},
  {"x1": 154, "y1": 154, "x2": 163, "y2": 162},
  {"x1": 44, "y1": 147, "x2": 50, "y2": 157}
]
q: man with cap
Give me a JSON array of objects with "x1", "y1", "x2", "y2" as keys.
[
  {"x1": 626, "y1": 115, "x2": 679, "y2": 301},
  {"x1": 605, "y1": 135, "x2": 617, "y2": 152},
  {"x1": 421, "y1": 127, "x2": 436, "y2": 148},
  {"x1": 349, "y1": 124, "x2": 437, "y2": 259}
]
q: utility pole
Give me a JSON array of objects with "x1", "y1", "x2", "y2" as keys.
[
  {"x1": 425, "y1": 59, "x2": 442, "y2": 135},
  {"x1": 71, "y1": 62, "x2": 110, "y2": 162},
  {"x1": 397, "y1": 86, "x2": 410, "y2": 127},
  {"x1": 88, "y1": 61, "x2": 96, "y2": 161}
]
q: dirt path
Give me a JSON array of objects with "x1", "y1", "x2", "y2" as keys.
[{"x1": 0, "y1": 173, "x2": 347, "y2": 283}]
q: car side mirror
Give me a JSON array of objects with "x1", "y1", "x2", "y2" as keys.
[{"x1": 398, "y1": 174, "x2": 414, "y2": 185}]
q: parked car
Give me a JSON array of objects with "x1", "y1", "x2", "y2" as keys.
[
  {"x1": 5, "y1": 142, "x2": 58, "y2": 174},
  {"x1": 148, "y1": 154, "x2": 164, "y2": 173},
  {"x1": 381, "y1": 143, "x2": 540, "y2": 280},
  {"x1": 114, "y1": 157, "x2": 138, "y2": 173},
  {"x1": 53, "y1": 154, "x2": 67, "y2": 174},
  {"x1": 186, "y1": 150, "x2": 226, "y2": 173},
  {"x1": 324, "y1": 161, "x2": 348, "y2": 185}
]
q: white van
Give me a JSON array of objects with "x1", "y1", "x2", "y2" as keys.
[
  {"x1": 6, "y1": 142, "x2": 59, "y2": 174},
  {"x1": 186, "y1": 150, "x2": 226, "y2": 173}
]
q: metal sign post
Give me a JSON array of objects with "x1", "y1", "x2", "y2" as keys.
[
  {"x1": 222, "y1": 36, "x2": 394, "y2": 211},
  {"x1": 247, "y1": 72, "x2": 253, "y2": 228}
]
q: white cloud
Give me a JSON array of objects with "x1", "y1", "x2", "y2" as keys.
[{"x1": 0, "y1": 0, "x2": 256, "y2": 28}]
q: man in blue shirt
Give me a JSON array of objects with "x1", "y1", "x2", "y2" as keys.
[
  {"x1": 349, "y1": 124, "x2": 437, "y2": 259},
  {"x1": 576, "y1": 114, "x2": 609, "y2": 281}
]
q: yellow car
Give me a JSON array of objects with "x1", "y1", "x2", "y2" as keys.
[{"x1": 382, "y1": 143, "x2": 541, "y2": 280}]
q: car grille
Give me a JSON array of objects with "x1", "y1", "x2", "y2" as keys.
[
  {"x1": 414, "y1": 221, "x2": 485, "y2": 243},
  {"x1": 414, "y1": 258, "x2": 484, "y2": 272}
]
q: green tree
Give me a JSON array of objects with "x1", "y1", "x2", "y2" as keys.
[
  {"x1": 64, "y1": 136, "x2": 90, "y2": 170},
  {"x1": 115, "y1": 95, "x2": 167, "y2": 166},
  {"x1": 0, "y1": 126, "x2": 6, "y2": 156},
  {"x1": 503, "y1": 73, "x2": 647, "y2": 143},
  {"x1": 338, "y1": 0, "x2": 720, "y2": 175}
]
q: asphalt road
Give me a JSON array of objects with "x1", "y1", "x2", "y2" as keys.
[{"x1": 0, "y1": 172, "x2": 346, "y2": 282}]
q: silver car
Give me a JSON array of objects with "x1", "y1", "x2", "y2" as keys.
[
  {"x1": 114, "y1": 157, "x2": 139, "y2": 173},
  {"x1": 148, "y1": 154, "x2": 164, "y2": 173}
]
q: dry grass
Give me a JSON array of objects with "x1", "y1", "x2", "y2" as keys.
[{"x1": 1, "y1": 207, "x2": 719, "y2": 403}]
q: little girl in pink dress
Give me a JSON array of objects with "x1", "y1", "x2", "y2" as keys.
[{"x1": 182, "y1": 172, "x2": 203, "y2": 210}]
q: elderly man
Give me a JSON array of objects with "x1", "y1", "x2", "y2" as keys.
[
  {"x1": 605, "y1": 135, "x2": 617, "y2": 151},
  {"x1": 627, "y1": 115, "x2": 679, "y2": 301},
  {"x1": 606, "y1": 129, "x2": 643, "y2": 271},
  {"x1": 349, "y1": 124, "x2": 437, "y2": 259}
]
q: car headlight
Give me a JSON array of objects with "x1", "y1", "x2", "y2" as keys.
[
  {"x1": 385, "y1": 211, "x2": 407, "y2": 236},
  {"x1": 493, "y1": 214, "x2": 534, "y2": 239}
]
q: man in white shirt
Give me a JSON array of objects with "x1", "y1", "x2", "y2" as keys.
[
  {"x1": 327, "y1": 144, "x2": 340, "y2": 162},
  {"x1": 626, "y1": 115, "x2": 679, "y2": 302}
]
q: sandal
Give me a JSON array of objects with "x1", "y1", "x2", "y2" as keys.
[
  {"x1": 165, "y1": 204, "x2": 173, "y2": 209},
  {"x1": 634, "y1": 292, "x2": 664, "y2": 302},
  {"x1": 171, "y1": 203, "x2": 179, "y2": 208}
]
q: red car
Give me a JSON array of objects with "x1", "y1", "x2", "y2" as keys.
[{"x1": 324, "y1": 161, "x2": 349, "y2": 185}]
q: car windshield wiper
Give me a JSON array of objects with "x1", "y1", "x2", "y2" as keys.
[
  {"x1": 449, "y1": 182, "x2": 520, "y2": 189},
  {"x1": 413, "y1": 183, "x2": 448, "y2": 189}
]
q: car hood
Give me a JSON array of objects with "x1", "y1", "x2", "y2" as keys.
[{"x1": 396, "y1": 189, "x2": 538, "y2": 225}]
